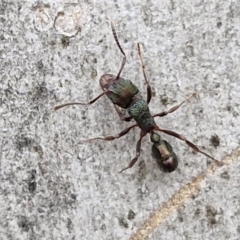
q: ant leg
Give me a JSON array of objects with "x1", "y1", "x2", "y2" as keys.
[
  {"x1": 137, "y1": 43, "x2": 152, "y2": 104},
  {"x1": 155, "y1": 126, "x2": 223, "y2": 166},
  {"x1": 152, "y1": 93, "x2": 196, "y2": 118},
  {"x1": 54, "y1": 91, "x2": 109, "y2": 110},
  {"x1": 84, "y1": 124, "x2": 137, "y2": 142},
  {"x1": 119, "y1": 131, "x2": 147, "y2": 173},
  {"x1": 110, "y1": 21, "x2": 126, "y2": 79}
]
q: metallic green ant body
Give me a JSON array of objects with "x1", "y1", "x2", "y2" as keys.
[
  {"x1": 128, "y1": 97, "x2": 157, "y2": 132},
  {"x1": 55, "y1": 22, "x2": 222, "y2": 173},
  {"x1": 101, "y1": 74, "x2": 157, "y2": 133}
]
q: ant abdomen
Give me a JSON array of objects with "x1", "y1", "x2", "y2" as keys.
[{"x1": 151, "y1": 132, "x2": 178, "y2": 173}]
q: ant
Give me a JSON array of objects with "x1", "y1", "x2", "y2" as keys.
[{"x1": 55, "y1": 22, "x2": 222, "y2": 173}]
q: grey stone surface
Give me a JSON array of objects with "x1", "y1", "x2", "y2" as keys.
[{"x1": 0, "y1": 1, "x2": 239, "y2": 240}]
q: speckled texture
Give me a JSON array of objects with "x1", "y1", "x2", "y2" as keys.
[{"x1": 0, "y1": 1, "x2": 239, "y2": 240}]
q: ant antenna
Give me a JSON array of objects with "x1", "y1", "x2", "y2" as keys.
[{"x1": 110, "y1": 21, "x2": 126, "y2": 79}]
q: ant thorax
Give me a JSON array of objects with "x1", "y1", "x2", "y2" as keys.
[{"x1": 128, "y1": 95, "x2": 157, "y2": 132}]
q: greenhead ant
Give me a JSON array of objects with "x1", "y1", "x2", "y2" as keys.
[{"x1": 55, "y1": 22, "x2": 222, "y2": 173}]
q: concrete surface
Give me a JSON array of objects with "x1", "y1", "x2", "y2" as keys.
[{"x1": 0, "y1": 1, "x2": 239, "y2": 240}]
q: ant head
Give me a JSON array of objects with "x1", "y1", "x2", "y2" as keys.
[{"x1": 99, "y1": 74, "x2": 117, "y2": 90}]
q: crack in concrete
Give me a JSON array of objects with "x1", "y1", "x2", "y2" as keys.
[{"x1": 130, "y1": 147, "x2": 240, "y2": 240}]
